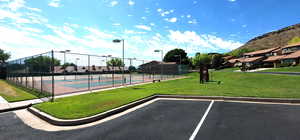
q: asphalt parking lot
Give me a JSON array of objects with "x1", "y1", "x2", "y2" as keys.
[{"x1": 1, "y1": 99, "x2": 300, "y2": 140}]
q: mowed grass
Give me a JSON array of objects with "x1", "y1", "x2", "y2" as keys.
[
  {"x1": 35, "y1": 70, "x2": 300, "y2": 119},
  {"x1": 262, "y1": 66, "x2": 300, "y2": 72},
  {"x1": 0, "y1": 80, "x2": 37, "y2": 102}
]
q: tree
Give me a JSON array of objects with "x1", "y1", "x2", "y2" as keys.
[
  {"x1": 227, "y1": 48, "x2": 253, "y2": 58},
  {"x1": 106, "y1": 58, "x2": 124, "y2": 68},
  {"x1": 25, "y1": 56, "x2": 60, "y2": 73},
  {"x1": 211, "y1": 54, "x2": 225, "y2": 69},
  {"x1": 61, "y1": 62, "x2": 76, "y2": 70},
  {"x1": 128, "y1": 65, "x2": 136, "y2": 72},
  {"x1": 288, "y1": 36, "x2": 300, "y2": 45},
  {"x1": 192, "y1": 53, "x2": 212, "y2": 67},
  {"x1": 0, "y1": 49, "x2": 10, "y2": 64},
  {"x1": 192, "y1": 53, "x2": 212, "y2": 83},
  {"x1": 163, "y1": 48, "x2": 189, "y2": 65},
  {"x1": 0, "y1": 49, "x2": 10, "y2": 79}
]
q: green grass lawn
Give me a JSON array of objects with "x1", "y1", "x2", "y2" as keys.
[
  {"x1": 262, "y1": 66, "x2": 300, "y2": 72},
  {"x1": 0, "y1": 80, "x2": 37, "y2": 102},
  {"x1": 35, "y1": 70, "x2": 300, "y2": 119}
]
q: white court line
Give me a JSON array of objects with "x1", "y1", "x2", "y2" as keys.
[{"x1": 189, "y1": 100, "x2": 214, "y2": 140}]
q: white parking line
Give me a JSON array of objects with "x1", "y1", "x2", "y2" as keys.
[{"x1": 189, "y1": 100, "x2": 214, "y2": 140}]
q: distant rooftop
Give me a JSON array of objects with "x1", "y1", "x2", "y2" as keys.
[
  {"x1": 282, "y1": 42, "x2": 300, "y2": 49},
  {"x1": 244, "y1": 47, "x2": 280, "y2": 56}
]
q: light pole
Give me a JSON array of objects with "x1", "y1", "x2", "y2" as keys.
[
  {"x1": 174, "y1": 54, "x2": 182, "y2": 75},
  {"x1": 128, "y1": 57, "x2": 136, "y2": 85},
  {"x1": 102, "y1": 55, "x2": 112, "y2": 84},
  {"x1": 113, "y1": 39, "x2": 125, "y2": 85},
  {"x1": 75, "y1": 58, "x2": 80, "y2": 80},
  {"x1": 103, "y1": 55, "x2": 112, "y2": 83},
  {"x1": 154, "y1": 50, "x2": 163, "y2": 80},
  {"x1": 59, "y1": 50, "x2": 71, "y2": 80}
]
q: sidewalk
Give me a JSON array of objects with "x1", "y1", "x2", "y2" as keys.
[{"x1": 0, "y1": 96, "x2": 44, "y2": 113}]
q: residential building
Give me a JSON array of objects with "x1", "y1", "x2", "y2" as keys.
[{"x1": 282, "y1": 42, "x2": 300, "y2": 54}]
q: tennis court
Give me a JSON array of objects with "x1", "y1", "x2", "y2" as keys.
[
  {"x1": 10, "y1": 73, "x2": 178, "y2": 95},
  {"x1": 6, "y1": 51, "x2": 186, "y2": 99}
]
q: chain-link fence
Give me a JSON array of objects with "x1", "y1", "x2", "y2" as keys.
[{"x1": 6, "y1": 51, "x2": 187, "y2": 101}]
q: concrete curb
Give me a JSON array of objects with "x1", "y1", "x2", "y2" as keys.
[
  {"x1": 0, "y1": 104, "x2": 32, "y2": 113},
  {"x1": 28, "y1": 94, "x2": 300, "y2": 126},
  {"x1": 156, "y1": 95, "x2": 300, "y2": 103}
]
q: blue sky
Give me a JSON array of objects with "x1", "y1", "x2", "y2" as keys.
[{"x1": 0, "y1": 0, "x2": 300, "y2": 61}]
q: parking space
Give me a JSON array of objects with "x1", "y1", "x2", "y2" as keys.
[
  {"x1": 1, "y1": 99, "x2": 300, "y2": 140},
  {"x1": 195, "y1": 101, "x2": 300, "y2": 140}
]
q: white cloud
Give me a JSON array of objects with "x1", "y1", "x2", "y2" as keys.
[
  {"x1": 124, "y1": 29, "x2": 146, "y2": 34},
  {"x1": 157, "y1": 9, "x2": 174, "y2": 17},
  {"x1": 7, "y1": 0, "x2": 25, "y2": 11},
  {"x1": 188, "y1": 19, "x2": 198, "y2": 24},
  {"x1": 242, "y1": 24, "x2": 247, "y2": 28},
  {"x1": 26, "y1": 7, "x2": 42, "y2": 12},
  {"x1": 48, "y1": 0, "x2": 61, "y2": 7},
  {"x1": 228, "y1": 0, "x2": 236, "y2": 2},
  {"x1": 135, "y1": 25, "x2": 151, "y2": 31},
  {"x1": 165, "y1": 17, "x2": 177, "y2": 23},
  {"x1": 112, "y1": 23, "x2": 121, "y2": 26},
  {"x1": 128, "y1": 0, "x2": 135, "y2": 6},
  {"x1": 150, "y1": 23, "x2": 155, "y2": 26},
  {"x1": 168, "y1": 30, "x2": 243, "y2": 52},
  {"x1": 141, "y1": 16, "x2": 147, "y2": 20},
  {"x1": 110, "y1": 1, "x2": 118, "y2": 7},
  {"x1": 186, "y1": 15, "x2": 191, "y2": 18}
]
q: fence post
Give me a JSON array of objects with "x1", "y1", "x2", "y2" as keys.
[
  {"x1": 40, "y1": 54, "x2": 43, "y2": 95},
  {"x1": 51, "y1": 50, "x2": 55, "y2": 102},
  {"x1": 130, "y1": 59, "x2": 132, "y2": 85},
  {"x1": 25, "y1": 57, "x2": 28, "y2": 88},
  {"x1": 88, "y1": 55, "x2": 91, "y2": 91},
  {"x1": 31, "y1": 56, "x2": 34, "y2": 90},
  {"x1": 112, "y1": 65, "x2": 115, "y2": 87},
  {"x1": 19, "y1": 59, "x2": 23, "y2": 85},
  {"x1": 142, "y1": 60, "x2": 145, "y2": 82}
]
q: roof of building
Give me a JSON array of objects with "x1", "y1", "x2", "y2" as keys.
[
  {"x1": 282, "y1": 42, "x2": 300, "y2": 49},
  {"x1": 223, "y1": 56, "x2": 234, "y2": 60},
  {"x1": 283, "y1": 50, "x2": 300, "y2": 59},
  {"x1": 271, "y1": 47, "x2": 282, "y2": 53},
  {"x1": 141, "y1": 61, "x2": 177, "y2": 66},
  {"x1": 239, "y1": 56, "x2": 264, "y2": 63},
  {"x1": 244, "y1": 47, "x2": 279, "y2": 56},
  {"x1": 228, "y1": 58, "x2": 242, "y2": 63},
  {"x1": 263, "y1": 55, "x2": 286, "y2": 62}
]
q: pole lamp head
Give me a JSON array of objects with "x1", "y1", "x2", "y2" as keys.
[
  {"x1": 154, "y1": 50, "x2": 161, "y2": 53},
  {"x1": 113, "y1": 39, "x2": 122, "y2": 43}
]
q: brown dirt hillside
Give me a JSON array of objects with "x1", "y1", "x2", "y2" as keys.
[{"x1": 237, "y1": 23, "x2": 300, "y2": 51}]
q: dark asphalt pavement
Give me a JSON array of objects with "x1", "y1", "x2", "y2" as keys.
[
  {"x1": 196, "y1": 102, "x2": 300, "y2": 140},
  {"x1": 0, "y1": 100, "x2": 210, "y2": 140},
  {"x1": 1, "y1": 100, "x2": 300, "y2": 140}
]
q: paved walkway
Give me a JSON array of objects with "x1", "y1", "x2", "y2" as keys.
[
  {"x1": 0, "y1": 96, "x2": 10, "y2": 111},
  {"x1": 255, "y1": 71, "x2": 300, "y2": 75},
  {"x1": 0, "y1": 96, "x2": 44, "y2": 112},
  {"x1": 234, "y1": 68, "x2": 274, "y2": 72}
]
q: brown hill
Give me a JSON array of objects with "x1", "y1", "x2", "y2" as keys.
[{"x1": 237, "y1": 23, "x2": 300, "y2": 51}]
